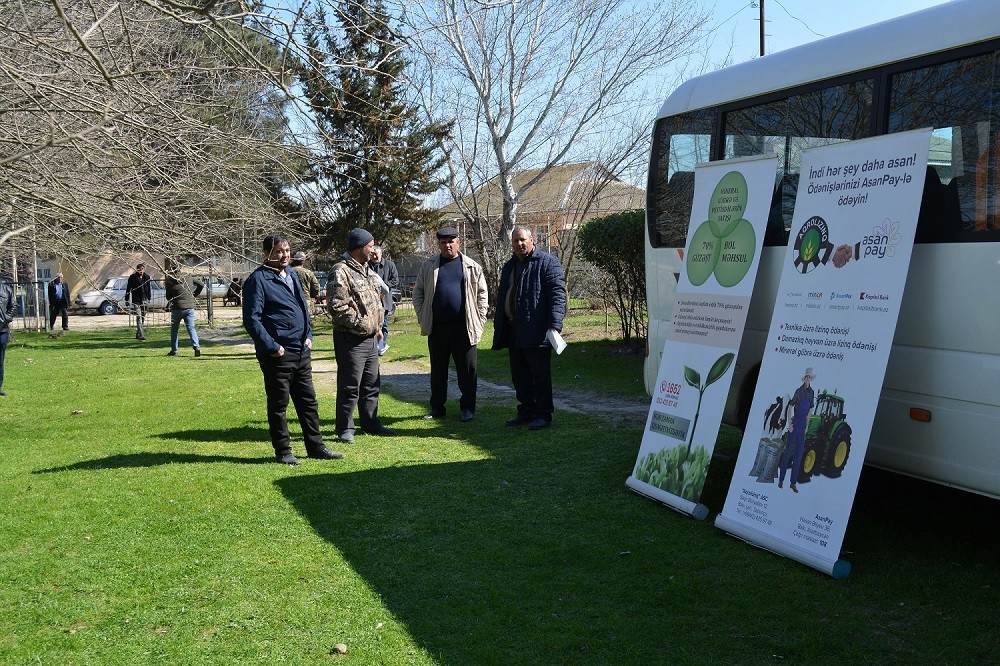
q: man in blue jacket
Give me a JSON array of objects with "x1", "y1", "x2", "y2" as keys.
[
  {"x1": 493, "y1": 226, "x2": 566, "y2": 430},
  {"x1": 243, "y1": 234, "x2": 343, "y2": 465}
]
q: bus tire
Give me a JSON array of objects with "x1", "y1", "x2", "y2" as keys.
[
  {"x1": 737, "y1": 365, "x2": 760, "y2": 430},
  {"x1": 823, "y1": 425, "x2": 852, "y2": 478}
]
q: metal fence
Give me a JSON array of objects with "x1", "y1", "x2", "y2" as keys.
[{"x1": 2, "y1": 280, "x2": 241, "y2": 332}]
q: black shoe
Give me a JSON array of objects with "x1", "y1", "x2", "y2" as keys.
[
  {"x1": 308, "y1": 447, "x2": 345, "y2": 460},
  {"x1": 528, "y1": 418, "x2": 551, "y2": 430},
  {"x1": 423, "y1": 412, "x2": 444, "y2": 420},
  {"x1": 338, "y1": 431, "x2": 355, "y2": 444},
  {"x1": 0, "y1": 390, "x2": 7, "y2": 397},
  {"x1": 460, "y1": 410, "x2": 474, "y2": 422},
  {"x1": 194, "y1": 347, "x2": 201, "y2": 357},
  {"x1": 506, "y1": 415, "x2": 532, "y2": 427},
  {"x1": 366, "y1": 426, "x2": 397, "y2": 436},
  {"x1": 276, "y1": 452, "x2": 300, "y2": 466},
  {"x1": 167, "y1": 351, "x2": 177, "y2": 356}
]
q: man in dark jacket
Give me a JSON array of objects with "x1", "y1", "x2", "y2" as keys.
[
  {"x1": 369, "y1": 245, "x2": 399, "y2": 355},
  {"x1": 243, "y1": 233, "x2": 343, "y2": 465},
  {"x1": 0, "y1": 274, "x2": 16, "y2": 396},
  {"x1": 124, "y1": 263, "x2": 152, "y2": 340},
  {"x1": 47, "y1": 273, "x2": 71, "y2": 331},
  {"x1": 492, "y1": 226, "x2": 566, "y2": 430}
]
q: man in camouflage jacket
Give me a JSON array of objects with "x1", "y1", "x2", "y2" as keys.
[{"x1": 327, "y1": 228, "x2": 395, "y2": 443}]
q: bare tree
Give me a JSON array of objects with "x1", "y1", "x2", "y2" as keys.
[
  {"x1": 0, "y1": 0, "x2": 314, "y2": 282},
  {"x1": 405, "y1": 0, "x2": 708, "y2": 300}
]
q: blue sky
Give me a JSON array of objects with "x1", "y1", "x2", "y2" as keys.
[{"x1": 700, "y1": 0, "x2": 951, "y2": 64}]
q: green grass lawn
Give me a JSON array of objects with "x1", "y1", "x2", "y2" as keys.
[{"x1": 0, "y1": 318, "x2": 996, "y2": 664}]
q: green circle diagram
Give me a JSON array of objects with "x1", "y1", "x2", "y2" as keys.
[
  {"x1": 713, "y1": 219, "x2": 756, "y2": 287},
  {"x1": 687, "y1": 221, "x2": 720, "y2": 286},
  {"x1": 686, "y1": 170, "x2": 756, "y2": 287},
  {"x1": 707, "y1": 171, "x2": 748, "y2": 238}
]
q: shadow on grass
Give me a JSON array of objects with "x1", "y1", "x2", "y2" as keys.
[
  {"x1": 275, "y1": 432, "x2": 690, "y2": 664},
  {"x1": 34, "y1": 451, "x2": 274, "y2": 473}
]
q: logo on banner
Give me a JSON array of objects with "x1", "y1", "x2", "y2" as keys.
[{"x1": 792, "y1": 216, "x2": 834, "y2": 273}]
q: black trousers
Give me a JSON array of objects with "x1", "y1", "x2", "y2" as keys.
[
  {"x1": 256, "y1": 349, "x2": 324, "y2": 456},
  {"x1": 508, "y1": 346, "x2": 553, "y2": 421},
  {"x1": 428, "y1": 321, "x2": 477, "y2": 414},
  {"x1": 333, "y1": 330, "x2": 381, "y2": 435},
  {"x1": 49, "y1": 305, "x2": 68, "y2": 330}
]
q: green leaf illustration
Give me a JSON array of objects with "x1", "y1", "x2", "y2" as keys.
[
  {"x1": 683, "y1": 366, "x2": 701, "y2": 388},
  {"x1": 706, "y1": 352, "x2": 736, "y2": 387}
]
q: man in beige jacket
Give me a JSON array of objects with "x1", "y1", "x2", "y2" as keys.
[{"x1": 412, "y1": 226, "x2": 488, "y2": 422}]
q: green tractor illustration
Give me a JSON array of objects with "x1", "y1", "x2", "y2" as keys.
[{"x1": 793, "y1": 389, "x2": 852, "y2": 482}]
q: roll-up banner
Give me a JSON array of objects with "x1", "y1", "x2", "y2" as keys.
[
  {"x1": 629, "y1": 155, "x2": 778, "y2": 519},
  {"x1": 716, "y1": 129, "x2": 932, "y2": 577}
]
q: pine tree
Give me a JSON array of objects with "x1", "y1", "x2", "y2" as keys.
[{"x1": 297, "y1": 0, "x2": 450, "y2": 253}]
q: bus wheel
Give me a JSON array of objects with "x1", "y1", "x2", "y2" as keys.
[
  {"x1": 823, "y1": 426, "x2": 852, "y2": 478},
  {"x1": 737, "y1": 366, "x2": 760, "y2": 430}
]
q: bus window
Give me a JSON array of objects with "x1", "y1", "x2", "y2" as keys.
[
  {"x1": 887, "y1": 51, "x2": 1000, "y2": 240},
  {"x1": 722, "y1": 80, "x2": 874, "y2": 245},
  {"x1": 647, "y1": 110, "x2": 714, "y2": 248}
]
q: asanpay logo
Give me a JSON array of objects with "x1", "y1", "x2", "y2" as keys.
[{"x1": 792, "y1": 215, "x2": 834, "y2": 273}]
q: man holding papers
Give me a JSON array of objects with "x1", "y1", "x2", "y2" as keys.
[{"x1": 493, "y1": 226, "x2": 566, "y2": 430}]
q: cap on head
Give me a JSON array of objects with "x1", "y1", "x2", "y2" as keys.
[
  {"x1": 347, "y1": 228, "x2": 374, "y2": 251},
  {"x1": 436, "y1": 226, "x2": 460, "y2": 239},
  {"x1": 802, "y1": 367, "x2": 817, "y2": 380}
]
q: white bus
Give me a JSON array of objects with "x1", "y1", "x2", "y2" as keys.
[{"x1": 645, "y1": 0, "x2": 1000, "y2": 499}]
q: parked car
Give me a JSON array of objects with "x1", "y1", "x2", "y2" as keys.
[
  {"x1": 74, "y1": 276, "x2": 166, "y2": 315},
  {"x1": 74, "y1": 275, "x2": 230, "y2": 315}
]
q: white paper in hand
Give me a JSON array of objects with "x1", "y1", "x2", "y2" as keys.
[{"x1": 545, "y1": 328, "x2": 567, "y2": 354}]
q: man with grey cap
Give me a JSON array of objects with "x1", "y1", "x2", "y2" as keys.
[
  {"x1": 290, "y1": 250, "x2": 321, "y2": 300},
  {"x1": 412, "y1": 226, "x2": 488, "y2": 422},
  {"x1": 327, "y1": 228, "x2": 396, "y2": 442}
]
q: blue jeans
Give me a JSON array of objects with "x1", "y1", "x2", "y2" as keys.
[{"x1": 170, "y1": 308, "x2": 200, "y2": 352}]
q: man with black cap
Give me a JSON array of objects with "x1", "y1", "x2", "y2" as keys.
[
  {"x1": 327, "y1": 227, "x2": 395, "y2": 443},
  {"x1": 412, "y1": 226, "x2": 488, "y2": 422},
  {"x1": 290, "y1": 250, "x2": 320, "y2": 300}
]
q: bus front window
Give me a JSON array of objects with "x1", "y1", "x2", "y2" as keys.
[{"x1": 647, "y1": 110, "x2": 714, "y2": 248}]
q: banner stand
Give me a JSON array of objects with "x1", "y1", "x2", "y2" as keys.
[
  {"x1": 626, "y1": 477, "x2": 709, "y2": 521},
  {"x1": 715, "y1": 515, "x2": 851, "y2": 579}
]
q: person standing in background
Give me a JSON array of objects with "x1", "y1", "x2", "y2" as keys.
[
  {"x1": 290, "y1": 251, "x2": 321, "y2": 300},
  {"x1": 369, "y1": 245, "x2": 399, "y2": 355},
  {"x1": 0, "y1": 273, "x2": 16, "y2": 396},
  {"x1": 164, "y1": 257, "x2": 203, "y2": 357},
  {"x1": 124, "y1": 263, "x2": 152, "y2": 341},
  {"x1": 47, "y1": 273, "x2": 70, "y2": 331}
]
